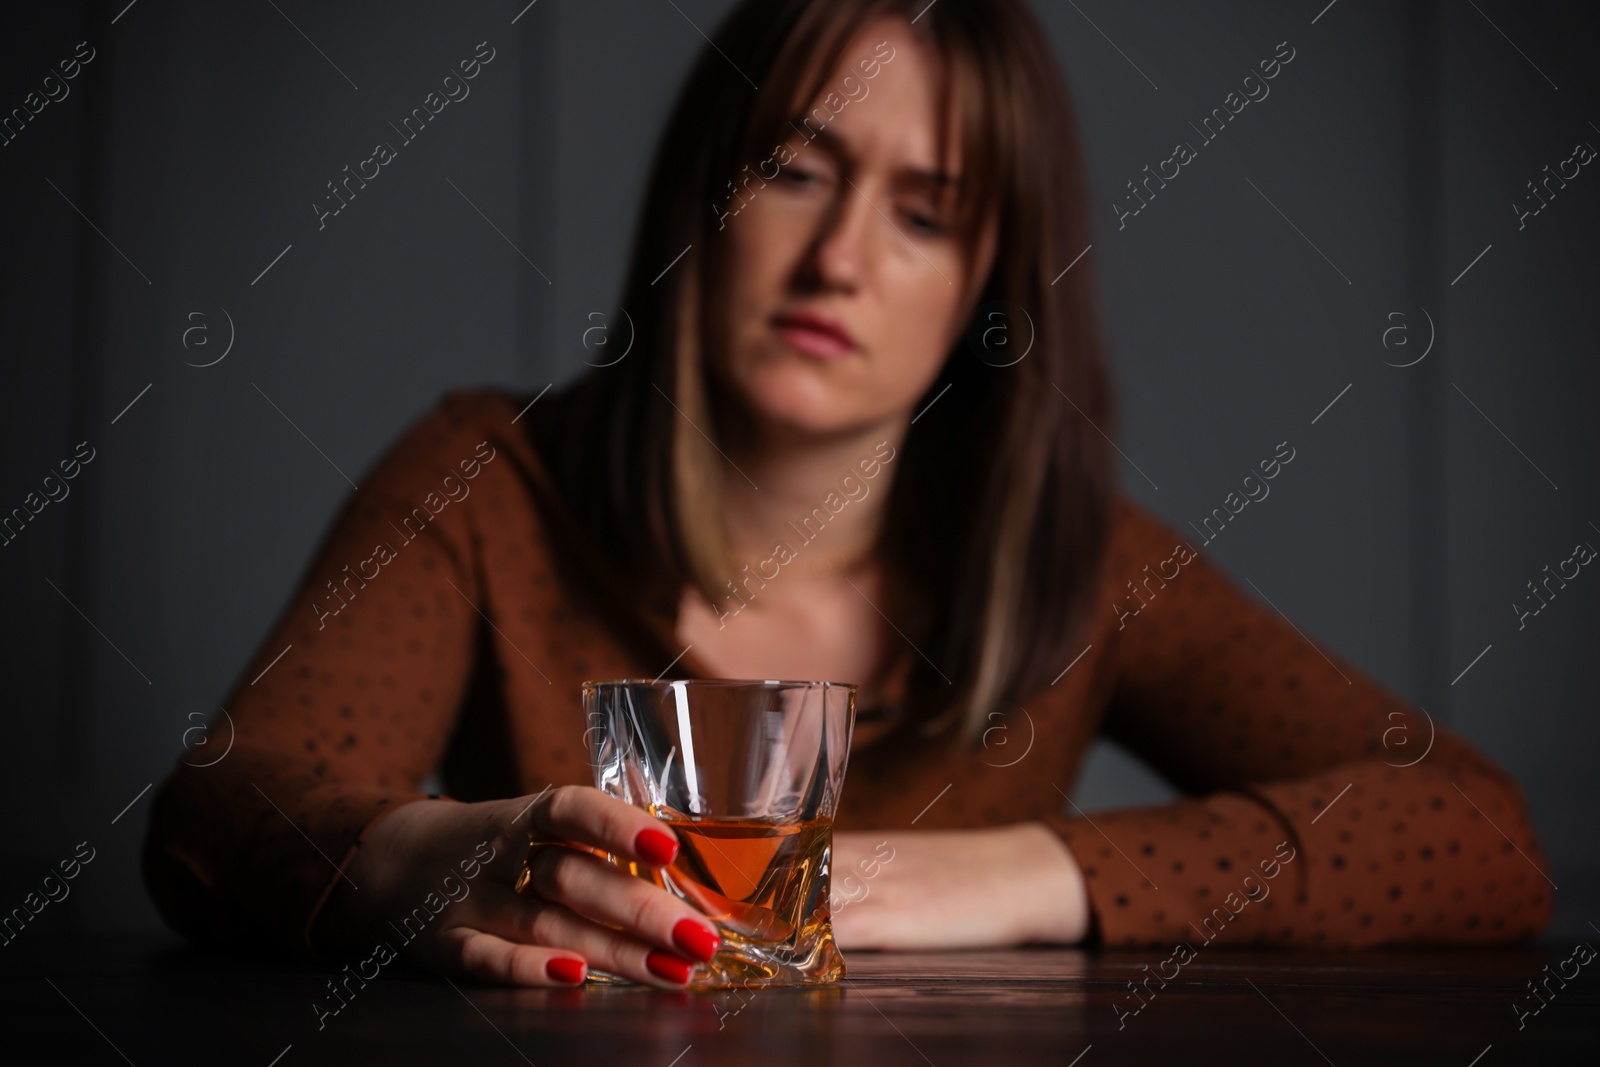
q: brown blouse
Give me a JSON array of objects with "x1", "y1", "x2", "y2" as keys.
[{"x1": 142, "y1": 389, "x2": 1553, "y2": 959}]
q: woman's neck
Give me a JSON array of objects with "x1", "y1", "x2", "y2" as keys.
[{"x1": 718, "y1": 417, "x2": 907, "y2": 580}]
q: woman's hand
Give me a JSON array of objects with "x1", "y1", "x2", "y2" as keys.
[
  {"x1": 829, "y1": 822, "x2": 1091, "y2": 950},
  {"x1": 311, "y1": 786, "x2": 723, "y2": 988}
]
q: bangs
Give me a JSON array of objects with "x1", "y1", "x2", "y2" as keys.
[{"x1": 732, "y1": 0, "x2": 1007, "y2": 266}]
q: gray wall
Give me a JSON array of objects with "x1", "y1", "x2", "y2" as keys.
[{"x1": 1, "y1": 0, "x2": 1594, "y2": 939}]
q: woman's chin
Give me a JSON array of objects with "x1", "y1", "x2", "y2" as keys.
[
  {"x1": 745, "y1": 402, "x2": 859, "y2": 440},
  {"x1": 732, "y1": 371, "x2": 863, "y2": 437}
]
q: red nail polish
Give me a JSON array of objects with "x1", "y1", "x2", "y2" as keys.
[
  {"x1": 636, "y1": 827, "x2": 678, "y2": 866},
  {"x1": 672, "y1": 918, "x2": 720, "y2": 962},
  {"x1": 546, "y1": 957, "x2": 586, "y2": 985},
  {"x1": 646, "y1": 950, "x2": 694, "y2": 984}
]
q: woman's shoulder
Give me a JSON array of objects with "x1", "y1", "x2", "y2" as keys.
[
  {"x1": 1102, "y1": 492, "x2": 1194, "y2": 568},
  {"x1": 370, "y1": 387, "x2": 556, "y2": 483},
  {"x1": 398, "y1": 384, "x2": 656, "y2": 643},
  {"x1": 332, "y1": 386, "x2": 578, "y2": 550},
  {"x1": 396, "y1": 386, "x2": 540, "y2": 449}
]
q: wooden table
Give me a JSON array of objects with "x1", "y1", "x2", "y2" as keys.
[{"x1": 3, "y1": 934, "x2": 1595, "y2": 1064}]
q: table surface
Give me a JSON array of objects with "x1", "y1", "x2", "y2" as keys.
[{"x1": 3, "y1": 934, "x2": 1596, "y2": 1065}]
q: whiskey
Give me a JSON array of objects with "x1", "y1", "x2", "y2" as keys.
[{"x1": 625, "y1": 812, "x2": 845, "y2": 987}]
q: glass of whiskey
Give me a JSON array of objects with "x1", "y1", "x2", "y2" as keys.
[{"x1": 582, "y1": 677, "x2": 856, "y2": 988}]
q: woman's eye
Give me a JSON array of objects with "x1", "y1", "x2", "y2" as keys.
[
  {"x1": 902, "y1": 209, "x2": 945, "y2": 235},
  {"x1": 776, "y1": 165, "x2": 820, "y2": 186}
]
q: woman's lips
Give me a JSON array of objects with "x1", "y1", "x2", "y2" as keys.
[{"x1": 771, "y1": 312, "x2": 857, "y2": 361}]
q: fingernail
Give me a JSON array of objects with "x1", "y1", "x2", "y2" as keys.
[
  {"x1": 635, "y1": 827, "x2": 678, "y2": 867},
  {"x1": 672, "y1": 918, "x2": 720, "y2": 962},
  {"x1": 546, "y1": 956, "x2": 586, "y2": 985},
  {"x1": 646, "y1": 950, "x2": 694, "y2": 985}
]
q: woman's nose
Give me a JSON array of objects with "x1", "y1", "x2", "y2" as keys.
[{"x1": 805, "y1": 181, "x2": 876, "y2": 292}]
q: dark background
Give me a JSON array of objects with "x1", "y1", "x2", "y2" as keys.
[{"x1": 2, "y1": 0, "x2": 1595, "y2": 943}]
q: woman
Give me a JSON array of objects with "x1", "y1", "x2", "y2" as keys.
[{"x1": 143, "y1": 0, "x2": 1551, "y2": 989}]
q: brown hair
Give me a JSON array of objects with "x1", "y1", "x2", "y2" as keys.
[{"x1": 533, "y1": 0, "x2": 1114, "y2": 746}]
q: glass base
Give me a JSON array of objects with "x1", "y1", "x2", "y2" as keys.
[{"x1": 586, "y1": 925, "x2": 846, "y2": 990}]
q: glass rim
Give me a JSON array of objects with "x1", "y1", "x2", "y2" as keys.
[{"x1": 581, "y1": 677, "x2": 858, "y2": 692}]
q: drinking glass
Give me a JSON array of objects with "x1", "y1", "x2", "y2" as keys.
[{"x1": 583, "y1": 677, "x2": 856, "y2": 988}]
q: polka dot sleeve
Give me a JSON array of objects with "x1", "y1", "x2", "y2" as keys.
[
  {"x1": 1045, "y1": 498, "x2": 1553, "y2": 949},
  {"x1": 141, "y1": 393, "x2": 508, "y2": 961}
]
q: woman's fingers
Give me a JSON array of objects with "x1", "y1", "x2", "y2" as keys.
[
  {"x1": 523, "y1": 785, "x2": 684, "y2": 870},
  {"x1": 467, "y1": 882, "x2": 707, "y2": 988},
  {"x1": 521, "y1": 844, "x2": 720, "y2": 963},
  {"x1": 431, "y1": 925, "x2": 590, "y2": 987},
  {"x1": 442, "y1": 786, "x2": 716, "y2": 987}
]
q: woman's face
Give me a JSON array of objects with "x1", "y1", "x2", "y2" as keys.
[{"x1": 710, "y1": 16, "x2": 997, "y2": 446}]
